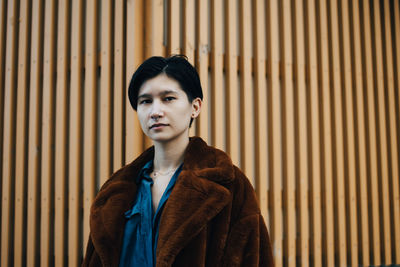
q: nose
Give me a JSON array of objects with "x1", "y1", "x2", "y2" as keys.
[{"x1": 150, "y1": 100, "x2": 164, "y2": 120}]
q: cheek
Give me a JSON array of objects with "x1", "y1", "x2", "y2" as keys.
[
  {"x1": 137, "y1": 110, "x2": 148, "y2": 129},
  {"x1": 176, "y1": 108, "x2": 193, "y2": 126}
]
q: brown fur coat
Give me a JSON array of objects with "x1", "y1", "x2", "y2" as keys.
[{"x1": 82, "y1": 137, "x2": 274, "y2": 266}]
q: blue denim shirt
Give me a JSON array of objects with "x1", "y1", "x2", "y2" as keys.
[{"x1": 119, "y1": 160, "x2": 183, "y2": 267}]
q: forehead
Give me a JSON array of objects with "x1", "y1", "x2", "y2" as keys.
[{"x1": 138, "y1": 74, "x2": 184, "y2": 96}]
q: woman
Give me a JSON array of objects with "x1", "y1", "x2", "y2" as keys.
[{"x1": 83, "y1": 55, "x2": 274, "y2": 266}]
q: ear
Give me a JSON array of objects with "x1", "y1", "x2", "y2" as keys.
[{"x1": 191, "y1": 98, "x2": 202, "y2": 118}]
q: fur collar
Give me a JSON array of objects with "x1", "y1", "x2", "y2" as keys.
[{"x1": 89, "y1": 137, "x2": 236, "y2": 266}]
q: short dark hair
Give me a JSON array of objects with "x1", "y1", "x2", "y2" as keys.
[{"x1": 128, "y1": 55, "x2": 203, "y2": 111}]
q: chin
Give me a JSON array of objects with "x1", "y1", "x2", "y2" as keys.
[
  {"x1": 151, "y1": 137, "x2": 171, "y2": 143},
  {"x1": 147, "y1": 130, "x2": 189, "y2": 144},
  {"x1": 147, "y1": 132, "x2": 173, "y2": 143}
]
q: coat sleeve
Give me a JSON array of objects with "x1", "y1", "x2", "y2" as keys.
[
  {"x1": 222, "y1": 213, "x2": 274, "y2": 267},
  {"x1": 82, "y1": 235, "x2": 102, "y2": 267},
  {"x1": 259, "y1": 215, "x2": 274, "y2": 266},
  {"x1": 221, "y1": 166, "x2": 274, "y2": 266}
]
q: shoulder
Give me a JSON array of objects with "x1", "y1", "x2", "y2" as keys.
[
  {"x1": 186, "y1": 137, "x2": 260, "y2": 217},
  {"x1": 184, "y1": 137, "x2": 235, "y2": 184},
  {"x1": 186, "y1": 137, "x2": 256, "y2": 192}
]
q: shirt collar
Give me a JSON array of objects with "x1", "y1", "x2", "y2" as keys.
[{"x1": 135, "y1": 160, "x2": 154, "y2": 183}]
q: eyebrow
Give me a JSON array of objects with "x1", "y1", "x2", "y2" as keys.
[{"x1": 137, "y1": 90, "x2": 178, "y2": 100}]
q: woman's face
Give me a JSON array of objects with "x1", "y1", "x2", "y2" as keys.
[{"x1": 137, "y1": 74, "x2": 201, "y2": 143}]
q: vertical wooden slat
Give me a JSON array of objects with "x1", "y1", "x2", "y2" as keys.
[
  {"x1": 14, "y1": 0, "x2": 30, "y2": 265},
  {"x1": 395, "y1": 1, "x2": 400, "y2": 126},
  {"x1": 350, "y1": 1, "x2": 370, "y2": 265},
  {"x1": 41, "y1": 0, "x2": 56, "y2": 265},
  {"x1": 183, "y1": 0, "x2": 196, "y2": 137},
  {"x1": 339, "y1": 1, "x2": 359, "y2": 266},
  {"x1": 1, "y1": 0, "x2": 19, "y2": 266},
  {"x1": 267, "y1": 0, "x2": 283, "y2": 265},
  {"x1": 239, "y1": 0, "x2": 254, "y2": 182},
  {"x1": 305, "y1": 0, "x2": 322, "y2": 265},
  {"x1": 252, "y1": 0, "x2": 268, "y2": 222},
  {"x1": 168, "y1": 0, "x2": 180, "y2": 55},
  {"x1": 83, "y1": 0, "x2": 98, "y2": 257},
  {"x1": 225, "y1": 0, "x2": 239, "y2": 166},
  {"x1": 293, "y1": 0, "x2": 309, "y2": 265},
  {"x1": 69, "y1": 0, "x2": 84, "y2": 265},
  {"x1": 113, "y1": 0, "x2": 125, "y2": 172},
  {"x1": 196, "y1": 0, "x2": 209, "y2": 141},
  {"x1": 100, "y1": 0, "x2": 112, "y2": 185},
  {"x1": 26, "y1": 0, "x2": 44, "y2": 265},
  {"x1": 329, "y1": 0, "x2": 347, "y2": 265},
  {"x1": 385, "y1": 0, "x2": 400, "y2": 261},
  {"x1": 372, "y1": 0, "x2": 392, "y2": 264},
  {"x1": 280, "y1": 0, "x2": 296, "y2": 265},
  {"x1": 361, "y1": 0, "x2": 381, "y2": 264},
  {"x1": 317, "y1": 0, "x2": 335, "y2": 265},
  {"x1": 0, "y1": 0, "x2": 7, "y2": 181},
  {"x1": 145, "y1": 0, "x2": 164, "y2": 58},
  {"x1": 211, "y1": 0, "x2": 224, "y2": 150},
  {"x1": 140, "y1": 0, "x2": 163, "y2": 120},
  {"x1": 0, "y1": 13, "x2": 4, "y2": 261},
  {"x1": 125, "y1": 0, "x2": 143, "y2": 164},
  {"x1": 182, "y1": 0, "x2": 195, "y2": 64},
  {"x1": 339, "y1": 1, "x2": 358, "y2": 266},
  {"x1": 54, "y1": 1, "x2": 70, "y2": 265}
]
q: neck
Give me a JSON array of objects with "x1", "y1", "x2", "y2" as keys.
[{"x1": 153, "y1": 135, "x2": 189, "y2": 171}]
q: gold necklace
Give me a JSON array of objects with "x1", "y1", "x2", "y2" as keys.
[{"x1": 152, "y1": 166, "x2": 179, "y2": 177}]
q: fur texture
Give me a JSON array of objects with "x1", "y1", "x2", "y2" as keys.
[{"x1": 82, "y1": 137, "x2": 274, "y2": 266}]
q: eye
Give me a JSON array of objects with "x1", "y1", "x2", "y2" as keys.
[
  {"x1": 164, "y1": 96, "x2": 175, "y2": 102},
  {"x1": 138, "y1": 98, "x2": 152, "y2": 105}
]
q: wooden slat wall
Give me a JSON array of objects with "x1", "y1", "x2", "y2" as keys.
[
  {"x1": 54, "y1": 1, "x2": 69, "y2": 265},
  {"x1": 1, "y1": 1, "x2": 399, "y2": 266},
  {"x1": 82, "y1": 0, "x2": 98, "y2": 260},
  {"x1": 280, "y1": 1, "x2": 296, "y2": 266},
  {"x1": 2, "y1": 0, "x2": 19, "y2": 266},
  {"x1": 351, "y1": 1, "x2": 370, "y2": 264},
  {"x1": 41, "y1": 0, "x2": 56, "y2": 265},
  {"x1": 68, "y1": 1, "x2": 84, "y2": 266},
  {"x1": 225, "y1": 0, "x2": 239, "y2": 167},
  {"x1": 125, "y1": 0, "x2": 143, "y2": 167},
  {"x1": 306, "y1": 0, "x2": 322, "y2": 265},
  {"x1": 318, "y1": 0, "x2": 336, "y2": 265},
  {"x1": 267, "y1": 0, "x2": 284, "y2": 265},
  {"x1": 253, "y1": 0, "x2": 268, "y2": 225},
  {"x1": 14, "y1": 0, "x2": 30, "y2": 266},
  {"x1": 340, "y1": 1, "x2": 358, "y2": 266},
  {"x1": 384, "y1": 0, "x2": 400, "y2": 261},
  {"x1": 362, "y1": 0, "x2": 382, "y2": 264}
]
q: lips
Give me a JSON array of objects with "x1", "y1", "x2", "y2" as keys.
[{"x1": 150, "y1": 123, "x2": 169, "y2": 129}]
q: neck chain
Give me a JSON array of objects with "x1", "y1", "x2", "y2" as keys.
[{"x1": 152, "y1": 165, "x2": 180, "y2": 177}]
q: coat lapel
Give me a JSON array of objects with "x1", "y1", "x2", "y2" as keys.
[
  {"x1": 90, "y1": 180, "x2": 137, "y2": 266},
  {"x1": 89, "y1": 148, "x2": 154, "y2": 266},
  {"x1": 156, "y1": 170, "x2": 231, "y2": 265}
]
